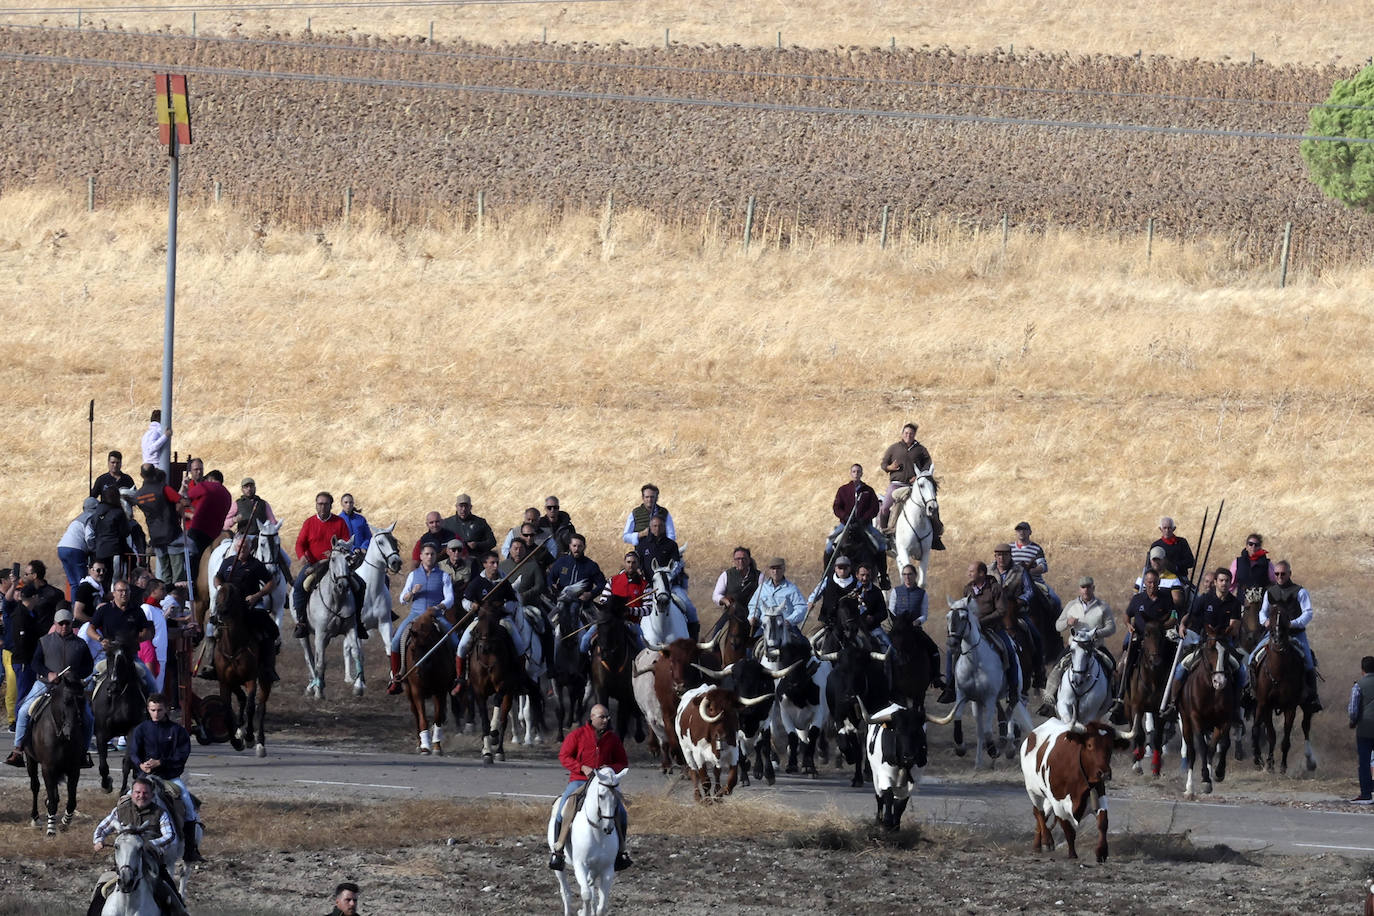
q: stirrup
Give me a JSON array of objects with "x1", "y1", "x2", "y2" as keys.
[
  {"x1": 548, "y1": 851, "x2": 565, "y2": 871},
  {"x1": 614, "y1": 851, "x2": 633, "y2": 871}
]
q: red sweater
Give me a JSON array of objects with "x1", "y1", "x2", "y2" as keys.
[
  {"x1": 186, "y1": 480, "x2": 232, "y2": 538},
  {"x1": 558, "y1": 722, "x2": 628, "y2": 782},
  {"x1": 295, "y1": 514, "x2": 351, "y2": 564}
]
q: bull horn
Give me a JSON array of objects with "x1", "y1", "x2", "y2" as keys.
[
  {"x1": 1112, "y1": 723, "x2": 1137, "y2": 741},
  {"x1": 817, "y1": 651, "x2": 839, "y2": 662},
  {"x1": 767, "y1": 659, "x2": 802, "y2": 679},
  {"x1": 690, "y1": 662, "x2": 736, "y2": 679},
  {"x1": 1068, "y1": 721, "x2": 1087, "y2": 734},
  {"x1": 698, "y1": 695, "x2": 723, "y2": 724},
  {"x1": 926, "y1": 708, "x2": 956, "y2": 726},
  {"x1": 870, "y1": 651, "x2": 890, "y2": 662},
  {"x1": 738, "y1": 693, "x2": 773, "y2": 707}
]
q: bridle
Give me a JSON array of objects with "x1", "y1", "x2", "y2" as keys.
[
  {"x1": 584, "y1": 774, "x2": 619, "y2": 836},
  {"x1": 362, "y1": 531, "x2": 401, "y2": 574}
]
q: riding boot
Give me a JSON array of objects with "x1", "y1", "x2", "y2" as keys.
[
  {"x1": 930, "y1": 507, "x2": 946, "y2": 551},
  {"x1": 292, "y1": 606, "x2": 308, "y2": 640},
  {"x1": 1160, "y1": 676, "x2": 1179, "y2": 719},
  {"x1": 386, "y1": 653, "x2": 404, "y2": 696},
  {"x1": 614, "y1": 821, "x2": 633, "y2": 871},
  {"x1": 450, "y1": 656, "x2": 467, "y2": 697},
  {"x1": 182, "y1": 822, "x2": 205, "y2": 863},
  {"x1": 259, "y1": 641, "x2": 279, "y2": 684},
  {"x1": 1303, "y1": 669, "x2": 1322, "y2": 712},
  {"x1": 196, "y1": 637, "x2": 218, "y2": 679},
  {"x1": 937, "y1": 652, "x2": 957, "y2": 704},
  {"x1": 3, "y1": 748, "x2": 24, "y2": 768},
  {"x1": 686, "y1": 620, "x2": 701, "y2": 643}
]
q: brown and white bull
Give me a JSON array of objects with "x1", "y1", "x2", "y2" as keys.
[
  {"x1": 631, "y1": 639, "x2": 727, "y2": 773},
  {"x1": 674, "y1": 685, "x2": 764, "y2": 802},
  {"x1": 1019, "y1": 718, "x2": 1134, "y2": 863}
]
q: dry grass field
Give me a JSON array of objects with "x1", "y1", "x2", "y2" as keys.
[
  {"x1": 0, "y1": 0, "x2": 1364, "y2": 64},
  {"x1": 1, "y1": 187, "x2": 1372, "y2": 765}
]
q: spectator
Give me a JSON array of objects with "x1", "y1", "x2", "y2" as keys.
[
  {"x1": 1347, "y1": 655, "x2": 1374, "y2": 804},
  {"x1": 326, "y1": 882, "x2": 361, "y2": 916},
  {"x1": 90, "y1": 450, "x2": 134, "y2": 500},
  {"x1": 140, "y1": 409, "x2": 168, "y2": 467},
  {"x1": 56, "y1": 497, "x2": 99, "y2": 596}
]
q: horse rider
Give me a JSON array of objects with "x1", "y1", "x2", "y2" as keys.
[
  {"x1": 1229, "y1": 532, "x2": 1277, "y2": 595},
  {"x1": 992, "y1": 544, "x2": 1047, "y2": 689},
  {"x1": 877, "y1": 422, "x2": 945, "y2": 550},
  {"x1": 327, "y1": 882, "x2": 362, "y2": 916},
  {"x1": 1112, "y1": 568, "x2": 1177, "y2": 709},
  {"x1": 439, "y1": 538, "x2": 475, "y2": 594},
  {"x1": 827, "y1": 464, "x2": 883, "y2": 557},
  {"x1": 537, "y1": 496, "x2": 577, "y2": 561},
  {"x1": 338, "y1": 493, "x2": 372, "y2": 553},
  {"x1": 1011, "y1": 522, "x2": 1061, "y2": 614},
  {"x1": 411, "y1": 512, "x2": 457, "y2": 569},
  {"x1": 748, "y1": 557, "x2": 808, "y2": 647},
  {"x1": 1161, "y1": 568, "x2": 1246, "y2": 722},
  {"x1": 501, "y1": 537, "x2": 547, "y2": 610},
  {"x1": 6, "y1": 608, "x2": 94, "y2": 769},
  {"x1": 808, "y1": 554, "x2": 858, "y2": 635},
  {"x1": 90, "y1": 776, "x2": 187, "y2": 916},
  {"x1": 635, "y1": 514, "x2": 700, "y2": 641},
  {"x1": 547, "y1": 533, "x2": 607, "y2": 614},
  {"x1": 292, "y1": 492, "x2": 367, "y2": 644},
  {"x1": 580, "y1": 552, "x2": 648, "y2": 654},
  {"x1": 548, "y1": 704, "x2": 632, "y2": 873},
  {"x1": 1144, "y1": 516, "x2": 1195, "y2": 588},
  {"x1": 888, "y1": 563, "x2": 947, "y2": 697},
  {"x1": 128, "y1": 692, "x2": 203, "y2": 862},
  {"x1": 500, "y1": 507, "x2": 542, "y2": 560},
  {"x1": 851, "y1": 562, "x2": 891, "y2": 650},
  {"x1": 956, "y1": 561, "x2": 1021, "y2": 706},
  {"x1": 203, "y1": 534, "x2": 281, "y2": 682},
  {"x1": 89, "y1": 580, "x2": 159, "y2": 697},
  {"x1": 1040, "y1": 575, "x2": 1116, "y2": 715},
  {"x1": 454, "y1": 552, "x2": 534, "y2": 694},
  {"x1": 622, "y1": 482, "x2": 675, "y2": 546},
  {"x1": 387, "y1": 543, "x2": 455, "y2": 696},
  {"x1": 222, "y1": 477, "x2": 278, "y2": 536},
  {"x1": 1137, "y1": 546, "x2": 1188, "y2": 613},
  {"x1": 706, "y1": 546, "x2": 760, "y2": 641},
  {"x1": 442, "y1": 494, "x2": 497, "y2": 558},
  {"x1": 1250, "y1": 560, "x2": 1322, "y2": 711}
]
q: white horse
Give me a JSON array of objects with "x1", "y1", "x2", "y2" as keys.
[
  {"x1": 1056, "y1": 627, "x2": 1113, "y2": 728},
  {"x1": 642, "y1": 560, "x2": 689, "y2": 647},
  {"x1": 891, "y1": 469, "x2": 938, "y2": 588},
  {"x1": 549, "y1": 766, "x2": 627, "y2": 916},
  {"x1": 101, "y1": 830, "x2": 165, "y2": 916},
  {"x1": 928, "y1": 598, "x2": 1033, "y2": 769},
  {"x1": 202, "y1": 521, "x2": 290, "y2": 640},
  {"x1": 299, "y1": 538, "x2": 360, "y2": 699},
  {"x1": 341, "y1": 523, "x2": 403, "y2": 693},
  {"x1": 508, "y1": 604, "x2": 547, "y2": 746}
]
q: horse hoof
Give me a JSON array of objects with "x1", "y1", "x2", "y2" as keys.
[
  {"x1": 101, "y1": 777, "x2": 113, "y2": 794},
  {"x1": 495, "y1": 752, "x2": 505, "y2": 762},
  {"x1": 353, "y1": 685, "x2": 366, "y2": 698},
  {"x1": 1203, "y1": 782, "x2": 1213, "y2": 794},
  {"x1": 1131, "y1": 761, "x2": 1142, "y2": 775},
  {"x1": 954, "y1": 746, "x2": 967, "y2": 758},
  {"x1": 784, "y1": 764, "x2": 798, "y2": 775},
  {"x1": 482, "y1": 755, "x2": 494, "y2": 766},
  {"x1": 230, "y1": 736, "x2": 245, "y2": 752},
  {"x1": 1279, "y1": 765, "x2": 1287, "y2": 776},
  {"x1": 418, "y1": 747, "x2": 431, "y2": 755},
  {"x1": 46, "y1": 827, "x2": 56, "y2": 838},
  {"x1": 433, "y1": 744, "x2": 443, "y2": 757},
  {"x1": 1305, "y1": 758, "x2": 1317, "y2": 772},
  {"x1": 255, "y1": 744, "x2": 266, "y2": 758},
  {"x1": 30, "y1": 817, "x2": 40, "y2": 829}
]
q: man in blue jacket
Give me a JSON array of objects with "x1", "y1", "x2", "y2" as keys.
[{"x1": 128, "y1": 692, "x2": 203, "y2": 861}]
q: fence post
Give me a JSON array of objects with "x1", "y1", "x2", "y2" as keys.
[
  {"x1": 306, "y1": 16, "x2": 312, "y2": 32},
  {"x1": 777, "y1": 31, "x2": 781, "y2": 49},
  {"x1": 743, "y1": 196, "x2": 756, "y2": 252},
  {"x1": 1000, "y1": 213, "x2": 1008, "y2": 251},
  {"x1": 477, "y1": 190, "x2": 486, "y2": 238},
  {"x1": 87, "y1": 176, "x2": 95, "y2": 212},
  {"x1": 429, "y1": 21, "x2": 434, "y2": 43},
  {"x1": 879, "y1": 204, "x2": 890, "y2": 249},
  {"x1": 191, "y1": 12, "x2": 196, "y2": 36},
  {"x1": 343, "y1": 186, "x2": 352, "y2": 225},
  {"x1": 76, "y1": 9, "x2": 81, "y2": 29},
  {"x1": 542, "y1": 26, "x2": 547, "y2": 43},
  {"x1": 1146, "y1": 217, "x2": 1155, "y2": 263},
  {"x1": 665, "y1": 28, "x2": 670, "y2": 48},
  {"x1": 213, "y1": 181, "x2": 221, "y2": 204},
  {"x1": 1279, "y1": 221, "x2": 1292, "y2": 288}
]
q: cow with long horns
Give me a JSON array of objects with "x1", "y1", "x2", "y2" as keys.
[
  {"x1": 1020, "y1": 718, "x2": 1135, "y2": 863},
  {"x1": 865, "y1": 703, "x2": 928, "y2": 830},
  {"x1": 675, "y1": 685, "x2": 765, "y2": 801}
]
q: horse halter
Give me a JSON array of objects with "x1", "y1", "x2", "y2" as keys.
[
  {"x1": 364, "y1": 532, "x2": 402, "y2": 573},
  {"x1": 586, "y1": 777, "x2": 619, "y2": 836}
]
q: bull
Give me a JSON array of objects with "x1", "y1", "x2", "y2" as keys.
[
  {"x1": 1019, "y1": 718, "x2": 1135, "y2": 863},
  {"x1": 768, "y1": 652, "x2": 831, "y2": 778},
  {"x1": 864, "y1": 703, "x2": 928, "y2": 831},
  {"x1": 820, "y1": 642, "x2": 891, "y2": 787},
  {"x1": 675, "y1": 685, "x2": 764, "y2": 802},
  {"x1": 730, "y1": 657, "x2": 778, "y2": 787},
  {"x1": 630, "y1": 638, "x2": 726, "y2": 774}
]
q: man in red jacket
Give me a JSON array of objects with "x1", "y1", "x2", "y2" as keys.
[
  {"x1": 291, "y1": 492, "x2": 365, "y2": 641},
  {"x1": 548, "y1": 704, "x2": 631, "y2": 873},
  {"x1": 181, "y1": 461, "x2": 232, "y2": 581}
]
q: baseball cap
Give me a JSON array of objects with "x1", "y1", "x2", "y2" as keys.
[
  {"x1": 1148, "y1": 546, "x2": 1166, "y2": 560},
  {"x1": 241, "y1": 477, "x2": 255, "y2": 487},
  {"x1": 445, "y1": 538, "x2": 462, "y2": 549},
  {"x1": 1078, "y1": 575, "x2": 1094, "y2": 587},
  {"x1": 54, "y1": 609, "x2": 74, "y2": 624},
  {"x1": 768, "y1": 557, "x2": 786, "y2": 569}
]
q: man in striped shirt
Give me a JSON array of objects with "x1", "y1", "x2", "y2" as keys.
[{"x1": 1012, "y1": 521, "x2": 1061, "y2": 614}]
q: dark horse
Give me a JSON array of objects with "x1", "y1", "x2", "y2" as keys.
[
  {"x1": 588, "y1": 598, "x2": 645, "y2": 745},
  {"x1": 467, "y1": 603, "x2": 540, "y2": 764},
  {"x1": 91, "y1": 641, "x2": 148, "y2": 794},
  {"x1": 1119, "y1": 618, "x2": 1173, "y2": 778},
  {"x1": 827, "y1": 524, "x2": 889, "y2": 589},
  {"x1": 886, "y1": 614, "x2": 934, "y2": 709},
  {"x1": 1251, "y1": 614, "x2": 1317, "y2": 774},
  {"x1": 402, "y1": 605, "x2": 455, "y2": 755},
  {"x1": 1178, "y1": 629, "x2": 1238, "y2": 796},
  {"x1": 549, "y1": 584, "x2": 591, "y2": 742},
  {"x1": 714, "y1": 596, "x2": 753, "y2": 669},
  {"x1": 213, "y1": 584, "x2": 274, "y2": 758},
  {"x1": 26, "y1": 672, "x2": 86, "y2": 835}
]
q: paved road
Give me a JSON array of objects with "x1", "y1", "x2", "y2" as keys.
[{"x1": 17, "y1": 740, "x2": 1363, "y2": 857}]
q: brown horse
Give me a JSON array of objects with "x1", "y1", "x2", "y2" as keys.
[
  {"x1": 588, "y1": 600, "x2": 645, "y2": 745},
  {"x1": 1251, "y1": 614, "x2": 1317, "y2": 773},
  {"x1": 212, "y1": 583, "x2": 274, "y2": 758},
  {"x1": 467, "y1": 604, "x2": 531, "y2": 764},
  {"x1": 1120, "y1": 619, "x2": 1173, "y2": 778},
  {"x1": 1178, "y1": 630, "x2": 1238, "y2": 796},
  {"x1": 714, "y1": 597, "x2": 753, "y2": 668},
  {"x1": 25, "y1": 672, "x2": 86, "y2": 836},
  {"x1": 1238, "y1": 586, "x2": 1265, "y2": 655},
  {"x1": 401, "y1": 605, "x2": 455, "y2": 755}
]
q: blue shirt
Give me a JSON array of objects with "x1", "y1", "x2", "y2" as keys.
[
  {"x1": 341, "y1": 510, "x2": 372, "y2": 552},
  {"x1": 748, "y1": 578, "x2": 807, "y2": 627},
  {"x1": 401, "y1": 566, "x2": 454, "y2": 614}
]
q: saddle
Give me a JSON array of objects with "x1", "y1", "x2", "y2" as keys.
[
  {"x1": 1183, "y1": 642, "x2": 1241, "y2": 676},
  {"x1": 1249, "y1": 636, "x2": 1304, "y2": 670},
  {"x1": 300, "y1": 559, "x2": 330, "y2": 592},
  {"x1": 27, "y1": 690, "x2": 52, "y2": 721},
  {"x1": 554, "y1": 782, "x2": 591, "y2": 850}
]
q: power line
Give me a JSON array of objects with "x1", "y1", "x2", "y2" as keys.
[
  {"x1": 0, "y1": 0, "x2": 620, "y2": 12},
  {"x1": 0, "y1": 21, "x2": 1357, "y2": 113},
  {"x1": 0, "y1": 47, "x2": 1368, "y2": 144}
]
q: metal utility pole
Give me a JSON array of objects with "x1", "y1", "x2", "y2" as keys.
[{"x1": 155, "y1": 74, "x2": 192, "y2": 474}]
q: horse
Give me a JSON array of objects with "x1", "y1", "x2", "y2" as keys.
[
  {"x1": 506, "y1": 602, "x2": 548, "y2": 747},
  {"x1": 886, "y1": 614, "x2": 934, "y2": 709},
  {"x1": 712, "y1": 596, "x2": 752, "y2": 668},
  {"x1": 92, "y1": 643, "x2": 148, "y2": 795},
  {"x1": 828, "y1": 523, "x2": 888, "y2": 590},
  {"x1": 298, "y1": 538, "x2": 361, "y2": 700},
  {"x1": 25, "y1": 671, "x2": 85, "y2": 836},
  {"x1": 751, "y1": 604, "x2": 809, "y2": 781},
  {"x1": 401, "y1": 605, "x2": 455, "y2": 755},
  {"x1": 927, "y1": 598, "x2": 1032, "y2": 770},
  {"x1": 642, "y1": 561, "x2": 690, "y2": 647},
  {"x1": 101, "y1": 829, "x2": 163, "y2": 916},
  {"x1": 549, "y1": 582, "x2": 592, "y2": 742},
  {"x1": 468, "y1": 603, "x2": 537, "y2": 763},
  {"x1": 1056, "y1": 626, "x2": 1112, "y2": 728},
  {"x1": 1238, "y1": 586, "x2": 1266, "y2": 655},
  {"x1": 1251, "y1": 613, "x2": 1317, "y2": 774},
  {"x1": 346, "y1": 523, "x2": 404, "y2": 693},
  {"x1": 549, "y1": 766, "x2": 627, "y2": 916},
  {"x1": 587, "y1": 600, "x2": 645, "y2": 746},
  {"x1": 891, "y1": 469, "x2": 938, "y2": 588},
  {"x1": 1178, "y1": 629, "x2": 1238, "y2": 797},
  {"x1": 212, "y1": 583, "x2": 273, "y2": 757},
  {"x1": 1120, "y1": 618, "x2": 1173, "y2": 778}
]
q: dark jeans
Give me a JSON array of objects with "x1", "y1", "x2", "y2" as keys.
[
  {"x1": 187, "y1": 529, "x2": 214, "y2": 585},
  {"x1": 1358, "y1": 736, "x2": 1374, "y2": 799}
]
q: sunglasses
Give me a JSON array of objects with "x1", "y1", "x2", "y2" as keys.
[{"x1": 1246, "y1": 541, "x2": 1260, "y2": 547}]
